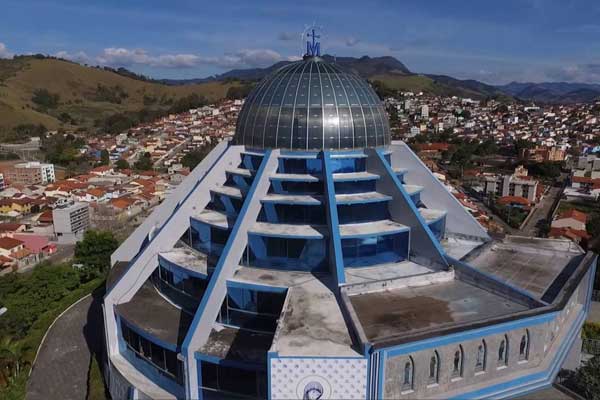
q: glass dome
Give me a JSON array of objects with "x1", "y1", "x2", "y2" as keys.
[{"x1": 234, "y1": 56, "x2": 391, "y2": 151}]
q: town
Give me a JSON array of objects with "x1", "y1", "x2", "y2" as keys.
[{"x1": 0, "y1": 99, "x2": 242, "y2": 273}]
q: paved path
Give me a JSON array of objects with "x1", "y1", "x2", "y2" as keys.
[
  {"x1": 26, "y1": 293, "x2": 104, "y2": 400},
  {"x1": 520, "y1": 186, "x2": 562, "y2": 237}
]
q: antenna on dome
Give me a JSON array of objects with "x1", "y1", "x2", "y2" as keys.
[
  {"x1": 302, "y1": 24, "x2": 323, "y2": 58},
  {"x1": 306, "y1": 28, "x2": 321, "y2": 57}
]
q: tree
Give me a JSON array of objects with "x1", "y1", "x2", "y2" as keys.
[
  {"x1": 0, "y1": 337, "x2": 24, "y2": 386},
  {"x1": 181, "y1": 146, "x2": 213, "y2": 170},
  {"x1": 99, "y1": 149, "x2": 110, "y2": 166},
  {"x1": 562, "y1": 356, "x2": 600, "y2": 400},
  {"x1": 31, "y1": 89, "x2": 60, "y2": 109},
  {"x1": 587, "y1": 213, "x2": 600, "y2": 239},
  {"x1": 74, "y1": 230, "x2": 119, "y2": 281},
  {"x1": 134, "y1": 152, "x2": 153, "y2": 171},
  {"x1": 115, "y1": 159, "x2": 130, "y2": 170}
]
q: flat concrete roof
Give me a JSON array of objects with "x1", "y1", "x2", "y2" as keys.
[
  {"x1": 348, "y1": 279, "x2": 530, "y2": 344},
  {"x1": 339, "y1": 219, "x2": 408, "y2": 238},
  {"x1": 249, "y1": 222, "x2": 327, "y2": 239},
  {"x1": 199, "y1": 326, "x2": 273, "y2": 364},
  {"x1": 441, "y1": 235, "x2": 486, "y2": 260},
  {"x1": 272, "y1": 276, "x2": 360, "y2": 357},
  {"x1": 335, "y1": 191, "x2": 392, "y2": 204},
  {"x1": 116, "y1": 282, "x2": 192, "y2": 347},
  {"x1": 463, "y1": 236, "x2": 583, "y2": 299},
  {"x1": 230, "y1": 266, "x2": 319, "y2": 288},
  {"x1": 419, "y1": 207, "x2": 447, "y2": 222},
  {"x1": 211, "y1": 184, "x2": 243, "y2": 199},
  {"x1": 261, "y1": 193, "x2": 322, "y2": 205},
  {"x1": 193, "y1": 209, "x2": 234, "y2": 230},
  {"x1": 159, "y1": 247, "x2": 209, "y2": 276},
  {"x1": 332, "y1": 171, "x2": 379, "y2": 182},
  {"x1": 343, "y1": 260, "x2": 435, "y2": 286}
]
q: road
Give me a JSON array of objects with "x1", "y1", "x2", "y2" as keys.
[
  {"x1": 27, "y1": 291, "x2": 105, "y2": 400},
  {"x1": 520, "y1": 186, "x2": 562, "y2": 237}
]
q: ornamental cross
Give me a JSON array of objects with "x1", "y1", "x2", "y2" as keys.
[{"x1": 306, "y1": 28, "x2": 321, "y2": 57}]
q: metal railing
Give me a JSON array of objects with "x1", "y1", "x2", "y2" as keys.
[{"x1": 582, "y1": 338, "x2": 600, "y2": 355}]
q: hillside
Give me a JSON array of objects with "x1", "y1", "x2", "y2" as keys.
[
  {"x1": 369, "y1": 73, "x2": 510, "y2": 101},
  {"x1": 0, "y1": 56, "x2": 240, "y2": 135},
  {"x1": 496, "y1": 81, "x2": 600, "y2": 103}
]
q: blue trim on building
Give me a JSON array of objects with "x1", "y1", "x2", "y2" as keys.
[
  {"x1": 374, "y1": 148, "x2": 448, "y2": 265},
  {"x1": 448, "y1": 308, "x2": 586, "y2": 399},
  {"x1": 384, "y1": 311, "x2": 556, "y2": 358},
  {"x1": 181, "y1": 150, "x2": 270, "y2": 399},
  {"x1": 157, "y1": 253, "x2": 208, "y2": 280},
  {"x1": 117, "y1": 313, "x2": 179, "y2": 352},
  {"x1": 105, "y1": 144, "x2": 229, "y2": 297},
  {"x1": 226, "y1": 279, "x2": 288, "y2": 293},
  {"x1": 323, "y1": 151, "x2": 346, "y2": 285}
]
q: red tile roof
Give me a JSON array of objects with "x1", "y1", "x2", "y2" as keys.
[{"x1": 557, "y1": 209, "x2": 587, "y2": 223}]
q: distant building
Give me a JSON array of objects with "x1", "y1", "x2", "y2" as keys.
[
  {"x1": 52, "y1": 202, "x2": 90, "y2": 243},
  {"x1": 5, "y1": 162, "x2": 55, "y2": 185},
  {"x1": 0, "y1": 173, "x2": 5, "y2": 191},
  {"x1": 483, "y1": 166, "x2": 539, "y2": 203},
  {"x1": 520, "y1": 146, "x2": 565, "y2": 162},
  {"x1": 421, "y1": 104, "x2": 429, "y2": 118}
]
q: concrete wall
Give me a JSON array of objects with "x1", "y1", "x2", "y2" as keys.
[
  {"x1": 389, "y1": 141, "x2": 489, "y2": 241},
  {"x1": 110, "y1": 139, "x2": 228, "y2": 266},
  {"x1": 183, "y1": 149, "x2": 280, "y2": 399},
  {"x1": 382, "y1": 264, "x2": 590, "y2": 399},
  {"x1": 104, "y1": 144, "x2": 242, "y2": 360}
]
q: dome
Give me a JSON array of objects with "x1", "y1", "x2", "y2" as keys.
[{"x1": 234, "y1": 56, "x2": 391, "y2": 151}]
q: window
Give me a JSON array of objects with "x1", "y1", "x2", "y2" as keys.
[
  {"x1": 201, "y1": 362, "x2": 266, "y2": 398},
  {"x1": 402, "y1": 357, "x2": 414, "y2": 391},
  {"x1": 429, "y1": 351, "x2": 439, "y2": 384},
  {"x1": 452, "y1": 346, "x2": 463, "y2": 378},
  {"x1": 475, "y1": 341, "x2": 486, "y2": 372},
  {"x1": 498, "y1": 335, "x2": 509, "y2": 366},
  {"x1": 120, "y1": 320, "x2": 184, "y2": 385},
  {"x1": 519, "y1": 330, "x2": 530, "y2": 361}
]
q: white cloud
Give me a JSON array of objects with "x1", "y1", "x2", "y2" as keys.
[
  {"x1": 0, "y1": 42, "x2": 13, "y2": 59},
  {"x1": 345, "y1": 37, "x2": 360, "y2": 47},
  {"x1": 54, "y1": 50, "x2": 91, "y2": 64},
  {"x1": 72, "y1": 47, "x2": 290, "y2": 69}
]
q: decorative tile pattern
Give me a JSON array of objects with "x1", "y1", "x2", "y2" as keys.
[{"x1": 270, "y1": 357, "x2": 367, "y2": 399}]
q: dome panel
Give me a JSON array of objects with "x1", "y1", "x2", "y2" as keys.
[{"x1": 233, "y1": 56, "x2": 391, "y2": 151}]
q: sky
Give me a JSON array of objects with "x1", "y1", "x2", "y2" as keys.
[{"x1": 2, "y1": 0, "x2": 600, "y2": 84}]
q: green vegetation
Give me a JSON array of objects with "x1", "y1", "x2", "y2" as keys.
[
  {"x1": 99, "y1": 149, "x2": 110, "y2": 166},
  {"x1": 0, "y1": 123, "x2": 47, "y2": 143},
  {"x1": 525, "y1": 161, "x2": 562, "y2": 180},
  {"x1": 74, "y1": 230, "x2": 119, "y2": 282},
  {"x1": 115, "y1": 158, "x2": 130, "y2": 170},
  {"x1": 134, "y1": 152, "x2": 153, "y2": 171},
  {"x1": 492, "y1": 202, "x2": 529, "y2": 228},
  {"x1": 43, "y1": 133, "x2": 87, "y2": 167},
  {"x1": 0, "y1": 264, "x2": 104, "y2": 397},
  {"x1": 226, "y1": 82, "x2": 255, "y2": 100},
  {"x1": 87, "y1": 352, "x2": 108, "y2": 400},
  {"x1": 181, "y1": 144, "x2": 215, "y2": 170},
  {"x1": 31, "y1": 88, "x2": 60, "y2": 110},
  {"x1": 583, "y1": 322, "x2": 600, "y2": 340},
  {"x1": 91, "y1": 84, "x2": 128, "y2": 104},
  {"x1": 0, "y1": 56, "x2": 241, "y2": 135},
  {"x1": 559, "y1": 356, "x2": 600, "y2": 400},
  {"x1": 0, "y1": 230, "x2": 117, "y2": 398}
]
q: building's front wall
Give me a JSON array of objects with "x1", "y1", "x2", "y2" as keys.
[{"x1": 380, "y1": 263, "x2": 593, "y2": 399}]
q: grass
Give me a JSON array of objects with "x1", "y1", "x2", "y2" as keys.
[
  {"x1": 370, "y1": 73, "x2": 485, "y2": 99},
  {"x1": 0, "y1": 56, "x2": 240, "y2": 133},
  {"x1": 0, "y1": 276, "x2": 105, "y2": 400},
  {"x1": 87, "y1": 353, "x2": 108, "y2": 400}
]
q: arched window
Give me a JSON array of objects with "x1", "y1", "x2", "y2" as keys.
[
  {"x1": 498, "y1": 335, "x2": 509, "y2": 366},
  {"x1": 429, "y1": 351, "x2": 439, "y2": 384},
  {"x1": 519, "y1": 330, "x2": 530, "y2": 360},
  {"x1": 475, "y1": 340, "x2": 487, "y2": 372},
  {"x1": 402, "y1": 357, "x2": 414, "y2": 390},
  {"x1": 452, "y1": 346, "x2": 463, "y2": 378}
]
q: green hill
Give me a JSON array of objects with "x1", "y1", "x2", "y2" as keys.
[{"x1": 0, "y1": 56, "x2": 240, "y2": 137}]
